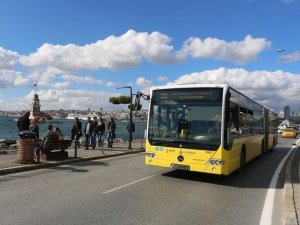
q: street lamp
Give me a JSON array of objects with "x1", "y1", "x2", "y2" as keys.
[{"x1": 117, "y1": 86, "x2": 133, "y2": 149}]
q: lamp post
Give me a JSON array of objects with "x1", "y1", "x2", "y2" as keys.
[{"x1": 117, "y1": 86, "x2": 133, "y2": 149}]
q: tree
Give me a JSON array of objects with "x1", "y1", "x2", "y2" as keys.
[{"x1": 109, "y1": 95, "x2": 131, "y2": 105}]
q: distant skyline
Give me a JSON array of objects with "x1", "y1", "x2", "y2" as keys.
[{"x1": 1, "y1": 0, "x2": 300, "y2": 112}]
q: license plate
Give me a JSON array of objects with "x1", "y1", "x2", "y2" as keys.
[{"x1": 171, "y1": 163, "x2": 190, "y2": 171}]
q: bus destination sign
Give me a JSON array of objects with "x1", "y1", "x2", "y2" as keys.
[{"x1": 153, "y1": 88, "x2": 222, "y2": 102}]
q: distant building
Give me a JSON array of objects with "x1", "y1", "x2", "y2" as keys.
[
  {"x1": 29, "y1": 93, "x2": 52, "y2": 122},
  {"x1": 284, "y1": 106, "x2": 290, "y2": 120},
  {"x1": 279, "y1": 111, "x2": 284, "y2": 119}
]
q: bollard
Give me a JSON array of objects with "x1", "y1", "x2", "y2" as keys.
[
  {"x1": 124, "y1": 140, "x2": 127, "y2": 149},
  {"x1": 17, "y1": 139, "x2": 35, "y2": 163},
  {"x1": 74, "y1": 140, "x2": 78, "y2": 158},
  {"x1": 35, "y1": 141, "x2": 40, "y2": 163}
]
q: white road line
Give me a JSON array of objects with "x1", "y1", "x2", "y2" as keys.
[
  {"x1": 259, "y1": 146, "x2": 295, "y2": 225},
  {"x1": 102, "y1": 175, "x2": 156, "y2": 194}
]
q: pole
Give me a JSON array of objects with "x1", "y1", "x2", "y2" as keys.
[
  {"x1": 128, "y1": 86, "x2": 133, "y2": 150},
  {"x1": 117, "y1": 86, "x2": 133, "y2": 150}
]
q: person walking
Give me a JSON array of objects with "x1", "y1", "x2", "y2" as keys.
[
  {"x1": 107, "y1": 117, "x2": 116, "y2": 148},
  {"x1": 97, "y1": 117, "x2": 105, "y2": 147},
  {"x1": 90, "y1": 117, "x2": 98, "y2": 149},
  {"x1": 17, "y1": 111, "x2": 30, "y2": 132},
  {"x1": 84, "y1": 117, "x2": 92, "y2": 150},
  {"x1": 71, "y1": 117, "x2": 82, "y2": 141}
]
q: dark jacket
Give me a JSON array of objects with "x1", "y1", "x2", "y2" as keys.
[
  {"x1": 71, "y1": 119, "x2": 82, "y2": 139},
  {"x1": 98, "y1": 122, "x2": 105, "y2": 134},
  {"x1": 17, "y1": 115, "x2": 30, "y2": 131}
]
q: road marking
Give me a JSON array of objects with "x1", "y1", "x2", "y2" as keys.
[
  {"x1": 102, "y1": 175, "x2": 156, "y2": 194},
  {"x1": 259, "y1": 146, "x2": 295, "y2": 225}
]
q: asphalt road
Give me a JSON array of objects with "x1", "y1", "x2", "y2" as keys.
[{"x1": 0, "y1": 137, "x2": 296, "y2": 225}]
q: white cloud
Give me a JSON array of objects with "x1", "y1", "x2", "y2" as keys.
[
  {"x1": 19, "y1": 89, "x2": 122, "y2": 110},
  {"x1": 62, "y1": 74, "x2": 104, "y2": 85},
  {"x1": 278, "y1": 52, "x2": 300, "y2": 63},
  {"x1": 158, "y1": 76, "x2": 168, "y2": 82},
  {"x1": 0, "y1": 69, "x2": 29, "y2": 88},
  {"x1": 136, "y1": 77, "x2": 152, "y2": 94},
  {"x1": 19, "y1": 30, "x2": 270, "y2": 73},
  {"x1": 136, "y1": 77, "x2": 152, "y2": 88},
  {"x1": 19, "y1": 30, "x2": 183, "y2": 72},
  {"x1": 168, "y1": 67, "x2": 300, "y2": 111},
  {"x1": 0, "y1": 47, "x2": 20, "y2": 69},
  {"x1": 181, "y1": 35, "x2": 271, "y2": 64},
  {"x1": 51, "y1": 82, "x2": 71, "y2": 89}
]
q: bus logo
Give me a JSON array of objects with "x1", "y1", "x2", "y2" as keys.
[{"x1": 178, "y1": 155, "x2": 184, "y2": 162}]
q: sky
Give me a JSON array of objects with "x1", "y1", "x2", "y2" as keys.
[{"x1": 0, "y1": 0, "x2": 300, "y2": 113}]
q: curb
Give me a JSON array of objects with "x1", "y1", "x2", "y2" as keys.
[
  {"x1": 0, "y1": 149, "x2": 144, "y2": 176},
  {"x1": 283, "y1": 146, "x2": 298, "y2": 225}
]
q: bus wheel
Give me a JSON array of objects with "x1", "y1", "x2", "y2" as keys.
[
  {"x1": 260, "y1": 140, "x2": 265, "y2": 158},
  {"x1": 238, "y1": 147, "x2": 246, "y2": 174}
]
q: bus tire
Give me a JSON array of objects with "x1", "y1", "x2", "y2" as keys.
[
  {"x1": 238, "y1": 146, "x2": 246, "y2": 174},
  {"x1": 260, "y1": 140, "x2": 265, "y2": 158}
]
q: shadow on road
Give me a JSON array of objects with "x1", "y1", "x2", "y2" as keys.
[
  {"x1": 48, "y1": 161, "x2": 110, "y2": 173},
  {"x1": 161, "y1": 147, "x2": 290, "y2": 189}
]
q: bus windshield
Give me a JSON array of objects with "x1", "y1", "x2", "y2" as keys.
[{"x1": 148, "y1": 88, "x2": 223, "y2": 150}]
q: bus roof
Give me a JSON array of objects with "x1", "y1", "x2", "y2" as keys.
[
  {"x1": 150, "y1": 83, "x2": 277, "y2": 114},
  {"x1": 150, "y1": 83, "x2": 229, "y2": 91}
]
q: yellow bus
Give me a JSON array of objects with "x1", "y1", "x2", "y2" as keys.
[{"x1": 145, "y1": 84, "x2": 278, "y2": 175}]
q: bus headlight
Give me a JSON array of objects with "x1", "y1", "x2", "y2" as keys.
[
  {"x1": 146, "y1": 152, "x2": 156, "y2": 158},
  {"x1": 207, "y1": 159, "x2": 225, "y2": 166}
]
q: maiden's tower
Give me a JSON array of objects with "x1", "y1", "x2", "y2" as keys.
[{"x1": 29, "y1": 83, "x2": 52, "y2": 122}]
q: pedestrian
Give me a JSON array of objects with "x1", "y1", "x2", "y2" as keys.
[
  {"x1": 84, "y1": 117, "x2": 92, "y2": 150},
  {"x1": 29, "y1": 117, "x2": 39, "y2": 141},
  {"x1": 17, "y1": 111, "x2": 30, "y2": 132},
  {"x1": 126, "y1": 121, "x2": 135, "y2": 141},
  {"x1": 71, "y1": 117, "x2": 82, "y2": 141},
  {"x1": 97, "y1": 117, "x2": 105, "y2": 147},
  {"x1": 107, "y1": 117, "x2": 116, "y2": 148},
  {"x1": 90, "y1": 117, "x2": 98, "y2": 149}
]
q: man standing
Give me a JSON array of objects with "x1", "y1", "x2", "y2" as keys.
[
  {"x1": 71, "y1": 117, "x2": 82, "y2": 141},
  {"x1": 84, "y1": 117, "x2": 92, "y2": 150},
  {"x1": 90, "y1": 117, "x2": 98, "y2": 149},
  {"x1": 17, "y1": 111, "x2": 30, "y2": 132}
]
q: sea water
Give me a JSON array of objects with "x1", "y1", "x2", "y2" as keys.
[{"x1": 0, "y1": 115, "x2": 147, "y2": 141}]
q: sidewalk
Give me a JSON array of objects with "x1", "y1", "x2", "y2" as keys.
[
  {"x1": 0, "y1": 139, "x2": 145, "y2": 175},
  {"x1": 284, "y1": 144, "x2": 300, "y2": 225}
]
